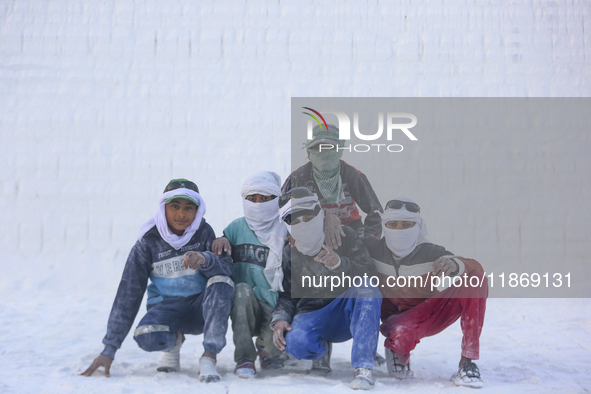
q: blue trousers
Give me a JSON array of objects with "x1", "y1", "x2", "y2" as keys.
[
  {"x1": 285, "y1": 286, "x2": 382, "y2": 369},
  {"x1": 133, "y1": 282, "x2": 234, "y2": 355}
]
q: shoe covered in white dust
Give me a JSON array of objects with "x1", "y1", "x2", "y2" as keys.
[
  {"x1": 157, "y1": 333, "x2": 185, "y2": 372},
  {"x1": 306, "y1": 342, "x2": 332, "y2": 375},
  {"x1": 451, "y1": 361, "x2": 484, "y2": 388},
  {"x1": 385, "y1": 348, "x2": 414, "y2": 379},
  {"x1": 234, "y1": 359, "x2": 256, "y2": 378},
  {"x1": 350, "y1": 367, "x2": 375, "y2": 390},
  {"x1": 259, "y1": 352, "x2": 287, "y2": 370},
  {"x1": 199, "y1": 356, "x2": 221, "y2": 383},
  {"x1": 374, "y1": 352, "x2": 386, "y2": 366}
]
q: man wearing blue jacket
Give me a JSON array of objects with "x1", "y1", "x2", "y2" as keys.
[{"x1": 81, "y1": 179, "x2": 235, "y2": 383}]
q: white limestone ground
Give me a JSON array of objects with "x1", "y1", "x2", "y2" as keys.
[
  {"x1": 0, "y1": 292, "x2": 589, "y2": 393},
  {"x1": 1, "y1": 1, "x2": 590, "y2": 393}
]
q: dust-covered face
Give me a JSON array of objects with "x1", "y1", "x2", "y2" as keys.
[
  {"x1": 385, "y1": 220, "x2": 416, "y2": 230},
  {"x1": 245, "y1": 194, "x2": 276, "y2": 203},
  {"x1": 307, "y1": 148, "x2": 343, "y2": 172},
  {"x1": 165, "y1": 198, "x2": 197, "y2": 236},
  {"x1": 290, "y1": 214, "x2": 317, "y2": 226}
]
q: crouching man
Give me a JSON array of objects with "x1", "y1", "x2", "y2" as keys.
[
  {"x1": 363, "y1": 198, "x2": 488, "y2": 388},
  {"x1": 212, "y1": 171, "x2": 289, "y2": 377},
  {"x1": 81, "y1": 179, "x2": 235, "y2": 383},
  {"x1": 271, "y1": 187, "x2": 382, "y2": 390}
]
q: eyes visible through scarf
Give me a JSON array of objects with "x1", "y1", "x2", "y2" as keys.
[
  {"x1": 281, "y1": 203, "x2": 322, "y2": 225},
  {"x1": 245, "y1": 194, "x2": 277, "y2": 203},
  {"x1": 290, "y1": 214, "x2": 317, "y2": 225},
  {"x1": 385, "y1": 220, "x2": 416, "y2": 230}
]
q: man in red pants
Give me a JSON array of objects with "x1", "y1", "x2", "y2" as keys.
[{"x1": 363, "y1": 198, "x2": 488, "y2": 388}]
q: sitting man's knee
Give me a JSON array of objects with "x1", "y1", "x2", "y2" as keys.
[
  {"x1": 134, "y1": 327, "x2": 176, "y2": 352},
  {"x1": 234, "y1": 282, "x2": 254, "y2": 299},
  {"x1": 348, "y1": 283, "x2": 382, "y2": 299},
  {"x1": 206, "y1": 280, "x2": 235, "y2": 300},
  {"x1": 285, "y1": 327, "x2": 325, "y2": 360}
]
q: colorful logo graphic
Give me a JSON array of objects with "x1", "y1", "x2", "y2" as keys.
[
  {"x1": 302, "y1": 107, "x2": 328, "y2": 131},
  {"x1": 301, "y1": 107, "x2": 419, "y2": 153}
]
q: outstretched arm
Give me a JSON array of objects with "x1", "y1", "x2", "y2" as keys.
[
  {"x1": 197, "y1": 224, "x2": 235, "y2": 280},
  {"x1": 83, "y1": 239, "x2": 152, "y2": 376}
]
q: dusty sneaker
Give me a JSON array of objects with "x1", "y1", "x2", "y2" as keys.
[
  {"x1": 199, "y1": 356, "x2": 221, "y2": 383},
  {"x1": 350, "y1": 367, "x2": 375, "y2": 390},
  {"x1": 234, "y1": 359, "x2": 256, "y2": 378},
  {"x1": 385, "y1": 348, "x2": 414, "y2": 379},
  {"x1": 157, "y1": 333, "x2": 185, "y2": 372},
  {"x1": 451, "y1": 361, "x2": 484, "y2": 388},
  {"x1": 306, "y1": 342, "x2": 332, "y2": 375},
  {"x1": 374, "y1": 352, "x2": 386, "y2": 366},
  {"x1": 259, "y1": 354, "x2": 287, "y2": 370}
]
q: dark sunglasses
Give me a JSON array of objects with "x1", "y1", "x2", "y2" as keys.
[
  {"x1": 385, "y1": 200, "x2": 420, "y2": 213},
  {"x1": 281, "y1": 205, "x2": 321, "y2": 225},
  {"x1": 164, "y1": 180, "x2": 199, "y2": 194}
]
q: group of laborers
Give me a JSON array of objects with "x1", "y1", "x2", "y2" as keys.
[{"x1": 81, "y1": 125, "x2": 488, "y2": 390}]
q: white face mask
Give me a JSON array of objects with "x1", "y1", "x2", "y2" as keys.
[
  {"x1": 243, "y1": 198, "x2": 280, "y2": 230},
  {"x1": 291, "y1": 212, "x2": 325, "y2": 256},
  {"x1": 380, "y1": 199, "x2": 427, "y2": 258},
  {"x1": 383, "y1": 226, "x2": 420, "y2": 258}
]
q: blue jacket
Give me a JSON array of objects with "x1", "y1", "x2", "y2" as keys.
[{"x1": 101, "y1": 219, "x2": 234, "y2": 358}]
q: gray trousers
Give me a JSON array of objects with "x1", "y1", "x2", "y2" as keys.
[{"x1": 231, "y1": 283, "x2": 282, "y2": 362}]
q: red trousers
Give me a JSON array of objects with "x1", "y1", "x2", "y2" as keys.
[{"x1": 381, "y1": 271, "x2": 488, "y2": 365}]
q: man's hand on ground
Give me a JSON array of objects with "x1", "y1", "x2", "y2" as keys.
[{"x1": 80, "y1": 354, "x2": 113, "y2": 377}]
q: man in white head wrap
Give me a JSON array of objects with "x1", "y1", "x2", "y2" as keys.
[
  {"x1": 362, "y1": 197, "x2": 488, "y2": 388},
  {"x1": 271, "y1": 187, "x2": 383, "y2": 390},
  {"x1": 82, "y1": 179, "x2": 235, "y2": 383},
  {"x1": 212, "y1": 171, "x2": 288, "y2": 378}
]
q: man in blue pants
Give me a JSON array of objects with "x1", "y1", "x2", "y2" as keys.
[
  {"x1": 271, "y1": 187, "x2": 382, "y2": 390},
  {"x1": 81, "y1": 179, "x2": 235, "y2": 382}
]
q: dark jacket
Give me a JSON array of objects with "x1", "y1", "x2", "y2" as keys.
[
  {"x1": 282, "y1": 160, "x2": 383, "y2": 238},
  {"x1": 271, "y1": 226, "x2": 377, "y2": 326},
  {"x1": 101, "y1": 219, "x2": 234, "y2": 358},
  {"x1": 363, "y1": 236, "x2": 482, "y2": 317}
]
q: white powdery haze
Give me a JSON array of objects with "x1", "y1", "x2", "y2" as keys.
[{"x1": 0, "y1": 0, "x2": 590, "y2": 393}]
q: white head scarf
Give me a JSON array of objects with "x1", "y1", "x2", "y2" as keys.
[
  {"x1": 241, "y1": 171, "x2": 287, "y2": 292},
  {"x1": 279, "y1": 193, "x2": 325, "y2": 257},
  {"x1": 291, "y1": 211, "x2": 325, "y2": 256},
  {"x1": 380, "y1": 197, "x2": 428, "y2": 258},
  {"x1": 138, "y1": 189, "x2": 206, "y2": 250}
]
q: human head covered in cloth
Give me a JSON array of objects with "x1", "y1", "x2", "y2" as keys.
[
  {"x1": 278, "y1": 187, "x2": 325, "y2": 256},
  {"x1": 240, "y1": 171, "x2": 287, "y2": 292},
  {"x1": 138, "y1": 178, "x2": 207, "y2": 250},
  {"x1": 380, "y1": 197, "x2": 428, "y2": 258},
  {"x1": 306, "y1": 124, "x2": 347, "y2": 204}
]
